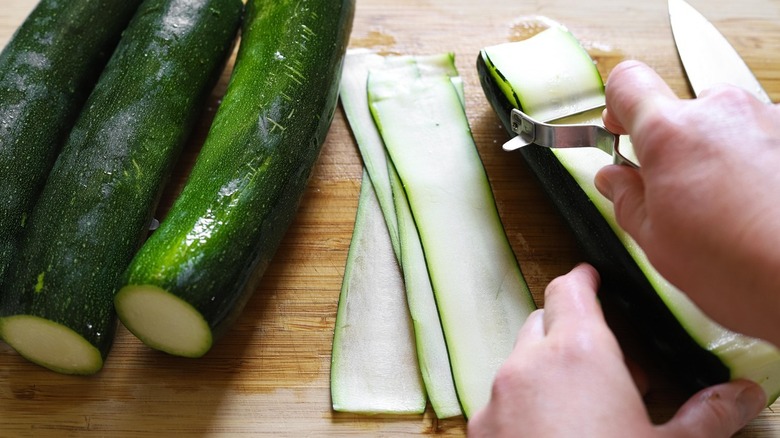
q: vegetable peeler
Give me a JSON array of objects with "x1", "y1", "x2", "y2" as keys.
[{"x1": 503, "y1": 107, "x2": 639, "y2": 168}]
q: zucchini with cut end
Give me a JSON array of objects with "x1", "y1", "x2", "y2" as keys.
[
  {"x1": 477, "y1": 25, "x2": 780, "y2": 402},
  {"x1": 0, "y1": 0, "x2": 243, "y2": 375},
  {"x1": 116, "y1": 0, "x2": 355, "y2": 358},
  {"x1": 0, "y1": 0, "x2": 143, "y2": 287},
  {"x1": 368, "y1": 56, "x2": 536, "y2": 418}
]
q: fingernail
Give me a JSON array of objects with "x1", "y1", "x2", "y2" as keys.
[{"x1": 736, "y1": 384, "x2": 766, "y2": 425}]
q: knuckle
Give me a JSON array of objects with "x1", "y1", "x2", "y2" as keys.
[
  {"x1": 633, "y1": 106, "x2": 678, "y2": 153},
  {"x1": 552, "y1": 334, "x2": 598, "y2": 362},
  {"x1": 701, "y1": 83, "x2": 752, "y2": 104},
  {"x1": 491, "y1": 360, "x2": 528, "y2": 395},
  {"x1": 610, "y1": 183, "x2": 636, "y2": 222},
  {"x1": 489, "y1": 358, "x2": 538, "y2": 403},
  {"x1": 544, "y1": 273, "x2": 577, "y2": 300},
  {"x1": 698, "y1": 388, "x2": 741, "y2": 430}
]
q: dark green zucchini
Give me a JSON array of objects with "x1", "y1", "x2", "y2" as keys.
[
  {"x1": 115, "y1": 0, "x2": 355, "y2": 358},
  {"x1": 0, "y1": 0, "x2": 143, "y2": 287},
  {"x1": 476, "y1": 27, "x2": 780, "y2": 402},
  {"x1": 0, "y1": 0, "x2": 243, "y2": 375}
]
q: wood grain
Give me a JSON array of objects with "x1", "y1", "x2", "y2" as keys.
[{"x1": 2, "y1": 0, "x2": 780, "y2": 435}]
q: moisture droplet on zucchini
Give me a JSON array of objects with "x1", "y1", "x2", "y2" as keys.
[
  {"x1": 0, "y1": 0, "x2": 243, "y2": 375},
  {"x1": 367, "y1": 54, "x2": 537, "y2": 419},
  {"x1": 0, "y1": 0, "x2": 144, "y2": 288},
  {"x1": 477, "y1": 24, "x2": 780, "y2": 403},
  {"x1": 116, "y1": 0, "x2": 355, "y2": 358}
]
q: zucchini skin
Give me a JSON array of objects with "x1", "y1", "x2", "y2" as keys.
[
  {"x1": 476, "y1": 55, "x2": 730, "y2": 392},
  {"x1": 0, "y1": 0, "x2": 143, "y2": 287},
  {"x1": 118, "y1": 0, "x2": 355, "y2": 345},
  {"x1": 0, "y1": 0, "x2": 243, "y2": 367}
]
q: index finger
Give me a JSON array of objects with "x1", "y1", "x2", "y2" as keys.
[{"x1": 541, "y1": 263, "x2": 603, "y2": 336}]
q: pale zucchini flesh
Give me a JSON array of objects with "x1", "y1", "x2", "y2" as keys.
[
  {"x1": 368, "y1": 63, "x2": 536, "y2": 418},
  {"x1": 114, "y1": 285, "x2": 212, "y2": 358},
  {"x1": 0, "y1": 316, "x2": 102, "y2": 375},
  {"x1": 479, "y1": 24, "x2": 780, "y2": 402}
]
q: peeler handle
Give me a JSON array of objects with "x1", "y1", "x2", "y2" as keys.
[{"x1": 504, "y1": 108, "x2": 638, "y2": 168}]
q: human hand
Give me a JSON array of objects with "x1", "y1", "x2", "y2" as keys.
[
  {"x1": 595, "y1": 60, "x2": 780, "y2": 345},
  {"x1": 467, "y1": 264, "x2": 766, "y2": 438}
]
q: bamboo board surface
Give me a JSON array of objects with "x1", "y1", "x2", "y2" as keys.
[{"x1": 2, "y1": 0, "x2": 780, "y2": 436}]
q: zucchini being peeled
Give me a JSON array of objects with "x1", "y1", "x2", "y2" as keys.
[
  {"x1": 116, "y1": 0, "x2": 355, "y2": 358},
  {"x1": 477, "y1": 25, "x2": 780, "y2": 402},
  {"x1": 0, "y1": 0, "x2": 243, "y2": 375},
  {"x1": 0, "y1": 0, "x2": 143, "y2": 287}
]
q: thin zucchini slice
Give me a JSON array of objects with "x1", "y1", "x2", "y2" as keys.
[
  {"x1": 477, "y1": 24, "x2": 780, "y2": 402},
  {"x1": 339, "y1": 51, "x2": 403, "y2": 257},
  {"x1": 337, "y1": 51, "x2": 461, "y2": 418},
  {"x1": 330, "y1": 169, "x2": 426, "y2": 415},
  {"x1": 484, "y1": 26, "x2": 605, "y2": 122},
  {"x1": 368, "y1": 60, "x2": 536, "y2": 418}
]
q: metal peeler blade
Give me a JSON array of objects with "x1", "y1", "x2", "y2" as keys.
[{"x1": 503, "y1": 108, "x2": 639, "y2": 168}]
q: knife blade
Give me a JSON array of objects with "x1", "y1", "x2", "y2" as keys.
[{"x1": 668, "y1": 0, "x2": 772, "y2": 103}]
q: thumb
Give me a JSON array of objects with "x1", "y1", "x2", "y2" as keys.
[
  {"x1": 594, "y1": 165, "x2": 647, "y2": 239},
  {"x1": 603, "y1": 60, "x2": 677, "y2": 136},
  {"x1": 659, "y1": 380, "x2": 766, "y2": 438}
]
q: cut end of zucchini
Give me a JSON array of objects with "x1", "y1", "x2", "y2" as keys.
[
  {"x1": 115, "y1": 285, "x2": 213, "y2": 358},
  {"x1": 0, "y1": 315, "x2": 103, "y2": 375}
]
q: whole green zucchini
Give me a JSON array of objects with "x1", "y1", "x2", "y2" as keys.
[
  {"x1": 0, "y1": 0, "x2": 243, "y2": 375},
  {"x1": 115, "y1": 0, "x2": 355, "y2": 358},
  {"x1": 0, "y1": 0, "x2": 143, "y2": 287}
]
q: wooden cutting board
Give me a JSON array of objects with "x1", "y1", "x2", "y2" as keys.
[{"x1": 2, "y1": 0, "x2": 780, "y2": 435}]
